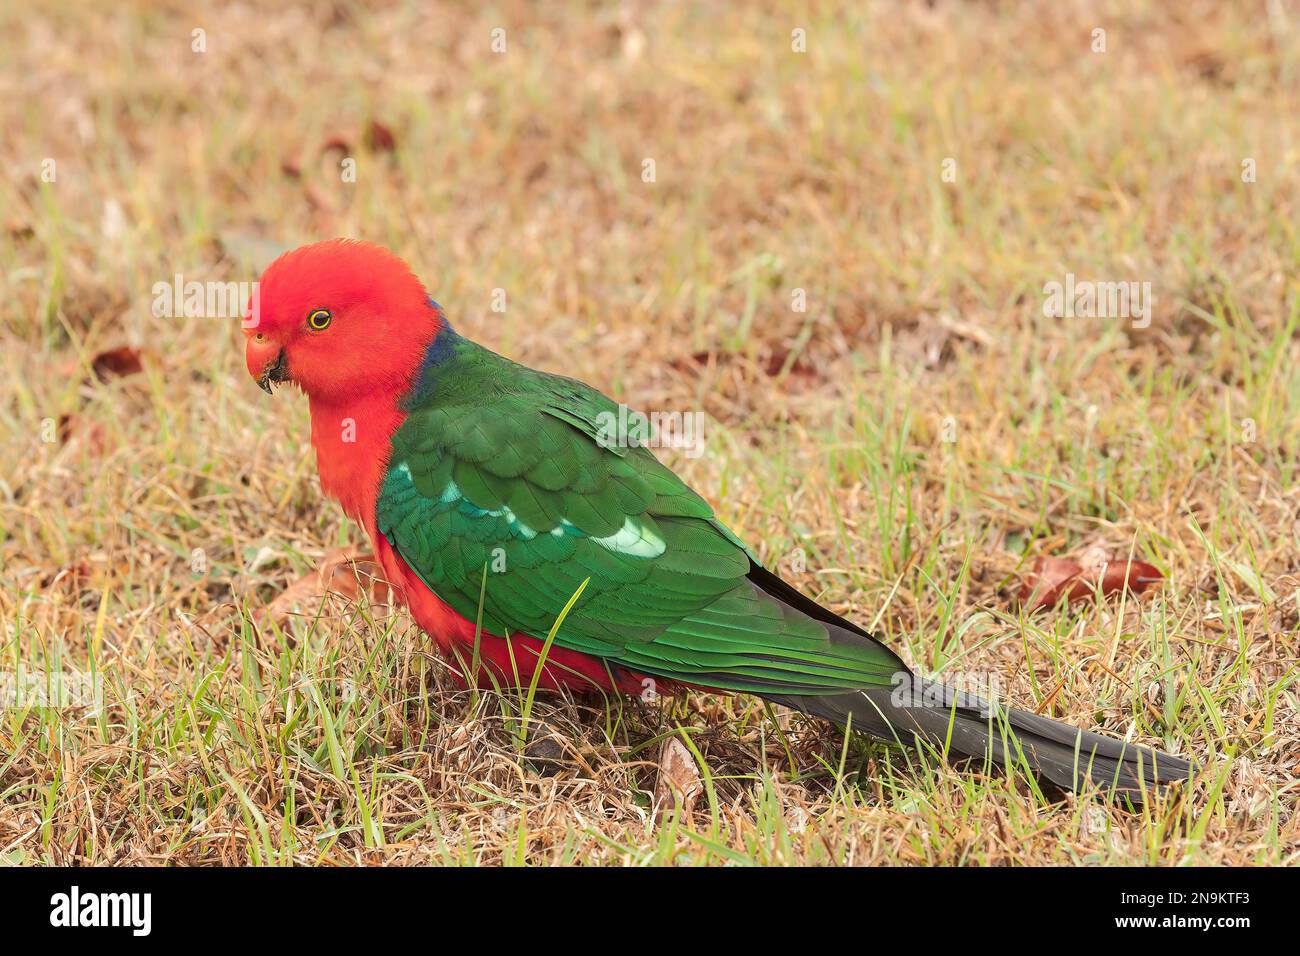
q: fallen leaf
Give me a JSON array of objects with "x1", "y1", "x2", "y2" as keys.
[
  {"x1": 1019, "y1": 553, "x2": 1163, "y2": 611},
  {"x1": 653, "y1": 736, "x2": 703, "y2": 824},
  {"x1": 364, "y1": 120, "x2": 396, "y2": 152},
  {"x1": 763, "y1": 348, "x2": 816, "y2": 380},
  {"x1": 258, "y1": 546, "x2": 391, "y2": 625},
  {"x1": 60, "y1": 346, "x2": 149, "y2": 383},
  {"x1": 90, "y1": 346, "x2": 145, "y2": 381}
]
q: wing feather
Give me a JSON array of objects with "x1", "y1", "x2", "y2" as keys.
[{"x1": 376, "y1": 338, "x2": 903, "y2": 695}]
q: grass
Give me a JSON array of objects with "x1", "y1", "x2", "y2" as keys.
[{"x1": 1, "y1": 0, "x2": 1297, "y2": 864}]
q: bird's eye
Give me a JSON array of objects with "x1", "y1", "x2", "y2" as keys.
[{"x1": 307, "y1": 308, "x2": 332, "y2": 331}]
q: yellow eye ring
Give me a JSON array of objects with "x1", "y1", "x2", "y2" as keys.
[{"x1": 307, "y1": 308, "x2": 332, "y2": 331}]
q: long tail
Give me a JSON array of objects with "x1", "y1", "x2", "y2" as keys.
[{"x1": 771, "y1": 677, "x2": 1193, "y2": 799}]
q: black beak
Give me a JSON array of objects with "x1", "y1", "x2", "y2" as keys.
[{"x1": 257, "y1": 349, "x2": 289, "y2": 394}]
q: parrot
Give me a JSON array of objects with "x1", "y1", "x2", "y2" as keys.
[{"x1": 242, "y1": 238, "x2": 1192, "y2": 800}]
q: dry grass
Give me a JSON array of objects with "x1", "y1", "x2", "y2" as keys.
[{"x1": 1, "y1": 0, "x2": 1298, "y2": 865}]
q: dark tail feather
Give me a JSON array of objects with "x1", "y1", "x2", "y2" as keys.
[
  {"x1": 744, "y1": 561, "x2": 1192, "y2": 799},
  {"x1": 770, "y1": 677, "x2": 1193, "y2": 800}
]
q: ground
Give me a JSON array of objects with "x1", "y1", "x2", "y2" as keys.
[{"x1": 1, "y1": 0, "x2": 1296, "y2": 865}]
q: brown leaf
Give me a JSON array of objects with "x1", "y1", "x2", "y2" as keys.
[
  {"x1": 1099, "y1": 558, "x2": 1163, "y2": 597},
  {"x1": 258, "y1": 546, "x2": 391, "y2": 625},
  {"x1": 653, "y1": 736, "x2": 703, "y2": 824},
  {"x1": 364, "y1": 120, "x2": 396, "y2": 152},
  {"x1": 1019, "y1": 552, "x2": 1163, "y2": 611},
  {"x1": 60, "y1": 346, "x2": 149, "y2": 384},
  {"x1": 763, "y1": 348, "x2": 816, "y2": 380},
  {"x1": 1019, "y1": 555, "x2": 1083, "y2": 609},
  {"x1": 90, "y1": 346, "x2": 145, "y2": 381}
]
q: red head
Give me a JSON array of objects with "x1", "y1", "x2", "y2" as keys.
[{"x1": 243, "y1": 239, "x2": 443, "y2": 404}]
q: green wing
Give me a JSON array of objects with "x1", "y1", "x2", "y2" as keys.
[{"x1": 376, "y1": 336, "x2": 903, "y2": 695}]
